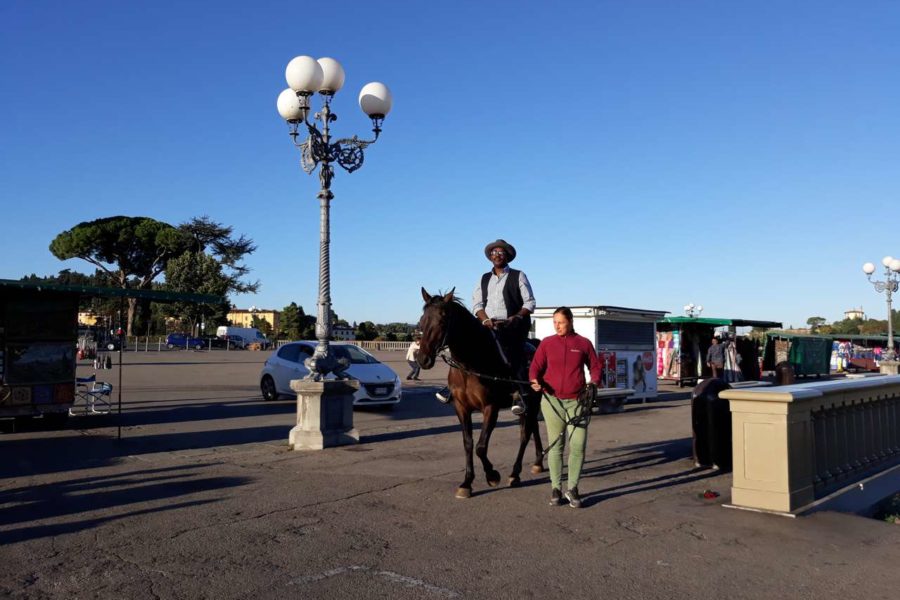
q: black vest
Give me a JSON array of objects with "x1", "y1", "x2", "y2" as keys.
[{"x1": 481, "y1": 269, "x2": 524, "y2": 319}]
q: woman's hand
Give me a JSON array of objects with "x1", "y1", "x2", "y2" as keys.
[{"x1": 530, "y1": 379, "x2": 542, "y2": 392}]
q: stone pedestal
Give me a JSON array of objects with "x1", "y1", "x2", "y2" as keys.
[
  {"x1": 879, "y1": 360, "x2": 900, "y2": 375},
  {"x1": 289, "y1": 379, "x2": 359, "y2": 450}
]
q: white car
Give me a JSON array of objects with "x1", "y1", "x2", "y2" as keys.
[{"x1": 260, "y1": 341, "x2": 402, "y2": 407}]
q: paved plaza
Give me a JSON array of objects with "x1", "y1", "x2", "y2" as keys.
[{"x1": 1, "y1": 350, "x2": 898, "y2": 599}]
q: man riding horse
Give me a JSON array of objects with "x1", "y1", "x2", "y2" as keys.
[{"x1": 436, "y1": 238, "x2": 535, "y2": 415}]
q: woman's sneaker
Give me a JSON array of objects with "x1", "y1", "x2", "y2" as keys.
[
  {"x1": 564, "y1": 487, "x2": 582, "y2": 508},
  {"x1": 548, "y1": 488, "x2": 562, "y2": 506}
]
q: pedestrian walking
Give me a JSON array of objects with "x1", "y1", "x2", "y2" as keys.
[{"x1": 406, "y1": 336, "x2": 421, "y2": 380}]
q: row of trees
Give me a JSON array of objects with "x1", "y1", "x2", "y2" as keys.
[
  {"x1": 806, "y1": 312, "x2": 900, "y2": 336},
  {"x1": 276, "y1": 302, "x2": 417, "y2": 341},
  {"x1": 30, "y1": 216, "x2": 418, "y2": 341},
  {"x1": 26, "y1": 215, "x2": 258, "y2": 336}
]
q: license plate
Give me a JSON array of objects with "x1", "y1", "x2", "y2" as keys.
[{"x1": 374, "y1": 386, "x2": 387, "y2": 395}]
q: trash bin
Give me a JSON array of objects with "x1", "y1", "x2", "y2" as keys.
[
  {"x1": 774, "y1": 361, "x2": 795, "y2": 385},
  {"x1": 691, "y1": 378, "x2": 732, "y2": 471}
]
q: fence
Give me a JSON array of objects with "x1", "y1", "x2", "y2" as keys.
[
  {"x1": 720, "y1": 375, "x2": 900, "y2": 514},
  {"x1": 109, "y1": 337, "x2": 415, "y2": 352},
  {"x1": 273, "y1": 339, "x2": 412, "y2": 352}
]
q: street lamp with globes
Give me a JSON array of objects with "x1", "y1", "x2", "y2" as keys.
[
  {"x1": 684, "y1": 303, "x2": 703, "y2": 318},
  {"x1": 862, "y1": 256, "x2": 900, "y2": 361},
  {"x1": 276, "y1": 56, "x2": 392, "y2": 379}
]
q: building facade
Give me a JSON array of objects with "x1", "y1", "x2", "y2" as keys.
[
  {"x1": 227, "y1": 308, "x2": 281, "y2": 332},
  {"x1": 844, "y1": 307, "x2": 865, "y2": 321}
]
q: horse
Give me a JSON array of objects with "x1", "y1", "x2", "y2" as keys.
[{"x1": 416, "y1": 288, "x2": 544, "y2": 499}]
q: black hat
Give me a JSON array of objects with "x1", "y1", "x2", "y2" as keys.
[{"x1": 484, "y1": 239, "x2": 516, "y2": 262}]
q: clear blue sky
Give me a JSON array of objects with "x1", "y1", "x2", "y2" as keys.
[{"x1": 2, "y1": 0, "x2": 899, "y2": 328}]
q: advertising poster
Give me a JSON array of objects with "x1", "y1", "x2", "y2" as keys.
[{"x1": 599, "y1": 351, "x2": 616, "y2": 388}]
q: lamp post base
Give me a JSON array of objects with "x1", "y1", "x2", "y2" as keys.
[
  {"x1": 879, "y1": 360, "x2": 900, "y2": 375},
  {"x1": 289, "y1": 379, "x2": 360, "y2": 450}
]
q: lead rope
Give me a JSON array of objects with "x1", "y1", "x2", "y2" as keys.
[{"x1": 438, "y1": 352, "x2": 594, "y2": 459}]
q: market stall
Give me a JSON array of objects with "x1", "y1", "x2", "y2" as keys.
[
  {"x1": 762, "y1": 332, "x2": 832, "y2": 377},
  {"x1": 0, "y1": 279, "x2": 221, "y2": 428},
  {"x1": 656, "y1": 316, "x2": 782, "y2": 387}
]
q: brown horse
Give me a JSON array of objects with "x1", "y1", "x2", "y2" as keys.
[{"x1": 416, "y1": 288, "x2": 544, "y2": 498}]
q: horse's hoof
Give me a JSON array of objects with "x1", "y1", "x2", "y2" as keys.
[
  {"x1": 486, "y1": 470, "x2": 501, "y2": 487},
  {"x1": 507, "y1": 476, "x2": 520, "y2": 487},
  {"x1": 455, "y1": 487, "x2": 472, "y2": 499},
  {"x1": 530, "y1": 464, "x2": 544, "y2": 475}
]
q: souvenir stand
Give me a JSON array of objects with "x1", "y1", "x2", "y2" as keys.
[
  {"x1": 656, "y1": 316, "x2": 782, "y2": 387},
  {"x1": 829, "y1": 334, "x2": 898, "y2": 373}
]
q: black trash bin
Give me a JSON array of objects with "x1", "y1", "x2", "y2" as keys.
[{"x1": 691, "y1": 378, "x2": 732, "y2": 471}]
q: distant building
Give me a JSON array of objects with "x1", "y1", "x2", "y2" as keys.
[
  {"x1": 844, "y1": 307, "x2": 865, "y2": 321},
  {"x1": 332, "y1": 325, "x2": 356, "y2": 341},
  {"x1": 227, "y1": 308, "x2": 280, "y2": 332}
]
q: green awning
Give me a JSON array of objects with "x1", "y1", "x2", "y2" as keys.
[
  {"x1": 0, "y1": 279, "x2": 224, "y2": 305},
  {"x1": 660, "y1": 316, "x2": 783, "y2": 328}
]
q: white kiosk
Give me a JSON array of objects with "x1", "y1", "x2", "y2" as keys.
[{"x1": 532, "y1": 305, "x2": 668, "y2": 411}]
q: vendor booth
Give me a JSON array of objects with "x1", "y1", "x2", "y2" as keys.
[
  {"x1": 0, "y1": 279, "x2": 221, "y2": 427},
  {"x1": 762, "y1": 332, "x2": 832, "y2": 377},
  {"x1": 829, "y1": 334, "x2": 898, "y2": 372},
  {"x1": 656, "y1": 316, "x2": 782, "y2": 387},
  {"x1": 532, "y1": 305, "x2": 668, "y2": 406}
]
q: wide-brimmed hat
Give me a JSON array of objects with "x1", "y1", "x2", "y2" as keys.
[{"x1": 484, "y1": 239, "x2": 516, "y2": 262}]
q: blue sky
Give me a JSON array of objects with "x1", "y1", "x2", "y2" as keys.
[{"x1": 2, "y1": 0, "x2": 898, "y2": 328}]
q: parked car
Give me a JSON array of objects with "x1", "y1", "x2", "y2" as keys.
[
  {"x1": 201, "y1": 335, "x2": 247, "y2": 349},
  {"x1": 260, "y1": 341, "x2": 402, "y2": 407},
  {"x1": 166, "y1": 333, "x2": 205, "y2": 350}
]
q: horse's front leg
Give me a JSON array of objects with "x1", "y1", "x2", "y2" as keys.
[
  {"x1": 528, "y1": 407, "x2": 545, "y2": 475},
  {"x1": 509, "y1": 391, "x2": 543, "y2": 486},
  {"x1": 455, "y1": 406, "x2": 475, "y2": 499},
  {"x1": 475, "y1": 404, "x2": 501, "y2": 487}
]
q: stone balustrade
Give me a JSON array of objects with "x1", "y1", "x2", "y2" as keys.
[{"x1": 720, "y1": 375, "x2": 900, "y2": 515}]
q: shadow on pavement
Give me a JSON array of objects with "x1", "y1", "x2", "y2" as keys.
[
  {"x1": 0, "y1": 463, "x2": 250, "y2": 544},
  {"x1": 0, "y1": 425, "x2": 290, "y2": 480}
]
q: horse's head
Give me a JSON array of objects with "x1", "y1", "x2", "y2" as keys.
[{"x1": 416, "y1": 287, "x2": 456, "y2": 369}]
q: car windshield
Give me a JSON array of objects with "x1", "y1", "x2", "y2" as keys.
[{"x1": 332, "y1": 344, "x2": 379, "y2": 364}]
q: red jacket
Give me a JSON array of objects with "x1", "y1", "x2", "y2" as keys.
[{"x1": 529, "y1": 332, "x2": 601, "y2": 399}]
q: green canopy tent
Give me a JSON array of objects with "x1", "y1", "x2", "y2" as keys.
[
  {"x1": 0, "y1": 279, "x2": 223, "y2": 435},
  {"x1": 656, "y1": 316, "x2": 783, "y2": 386}
]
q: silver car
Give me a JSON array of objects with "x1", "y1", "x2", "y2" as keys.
[{"x1": 260, "y1": 341, "x2": 402, "y2": 407}]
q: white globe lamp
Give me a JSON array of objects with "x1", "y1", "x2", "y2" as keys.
[
  {"x1": 276, "y1": 88, "x2": 304, "y2": 122},
  {"x1": 358, "y1": 82, "x2": 393, "y2": 118},
  {"x1": 317, "y1": 57, "x2": 345, "y2": 93},
  {"x1": 863, "y1": 262, "x2": 876, "y2": 275},
  {"x1": 286, "y1": 56, "x2": 324, "y2": 93}
]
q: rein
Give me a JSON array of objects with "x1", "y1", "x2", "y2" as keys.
[{"x1": 438, "y1": 347, "x2": 595, "y2": 460}]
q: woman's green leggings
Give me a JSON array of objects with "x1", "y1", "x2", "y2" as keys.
[{"x1": 541, "y1": 394, "x2": 588, "y2": 490}]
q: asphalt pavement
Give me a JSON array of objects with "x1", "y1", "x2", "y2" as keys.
[{"x1": 1, "y1": 349, "x2": 898, "y2": 599}]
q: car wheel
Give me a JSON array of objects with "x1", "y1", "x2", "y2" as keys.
[
  {"x1": 194, "y1": 343, "x2": 203, "y2": 350},
  {"x1": 261, "y1": 375, "x2": 279, "y2": 401},
  {"x1": 107, "y1": 343, "x2": 116, "y2": 351},
  {"x1": 167, "y1": 343, "x2": 174, "y2": 349}
]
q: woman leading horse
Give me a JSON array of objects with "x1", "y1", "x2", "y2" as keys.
[{"x1": 416, "y1": 288, "x2": 545, "y2": 498}]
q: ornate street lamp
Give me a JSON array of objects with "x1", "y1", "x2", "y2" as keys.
[
  {"x1": 684, "y1": 303, "x2": 703, "y2": 318},
  {"x1": 862, "y1": 256, "x2": 900, "y2": 361},
  {"x1": 277, "y1": 56, "x2": 392, "y2": 380}
]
